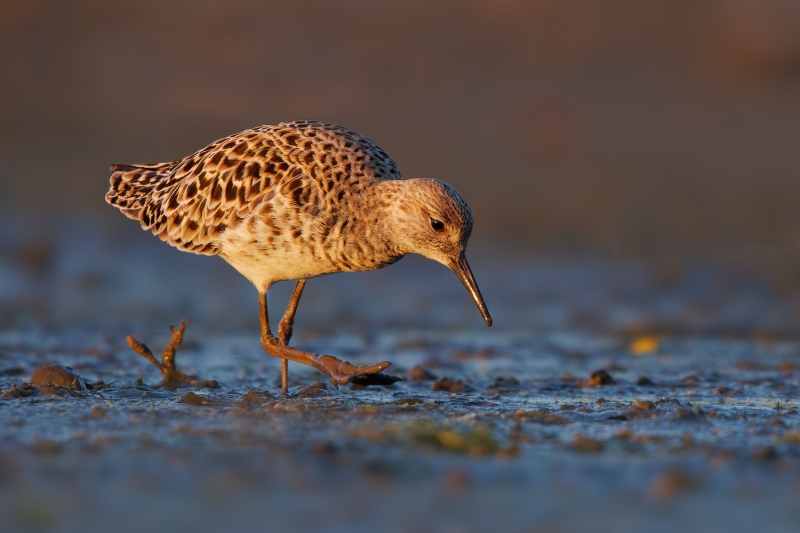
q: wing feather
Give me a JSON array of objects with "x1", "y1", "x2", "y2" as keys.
[{"x1": 106, "y1": 121, "x2": 402, "y2": 256}]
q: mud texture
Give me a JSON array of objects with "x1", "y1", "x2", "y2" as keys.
[
  {"x1": 2, "y1": 326, "x2": 800, "y2": 533},
  {"x1": 3, "y1": 222, "x2": 800, "y2": 532}
]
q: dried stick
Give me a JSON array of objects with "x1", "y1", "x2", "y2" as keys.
[{"x1": 126, "y1": 320, "x2": 219, "y2": 389}]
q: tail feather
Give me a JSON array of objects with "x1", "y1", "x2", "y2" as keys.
[{"x1": 106, "y1": 161, "x2": 179, "y2": 220}]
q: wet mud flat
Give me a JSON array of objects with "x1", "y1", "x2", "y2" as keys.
[{"x1": 2, "y1": 327, "x2": 800, "y2": 533}]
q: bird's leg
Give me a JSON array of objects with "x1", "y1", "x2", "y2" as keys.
[
  {"x1": 259, "y1": 290, "x2": 392, "y2": 389},
  {"x1": 276, "y1": 279, "x2": 307, "y2": 393}
]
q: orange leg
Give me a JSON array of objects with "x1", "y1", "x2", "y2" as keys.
[{"x1": 259, "y1": 284, "x2": 391, "y2": 392}]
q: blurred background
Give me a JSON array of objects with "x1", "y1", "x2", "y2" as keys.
[{"x1": 2, "y1": 0, "x2": 800, "y2": 334}]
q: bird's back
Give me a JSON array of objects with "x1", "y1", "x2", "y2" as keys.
[{"x1": 106, "y1": 121, "x2": 402, "y2": 256}]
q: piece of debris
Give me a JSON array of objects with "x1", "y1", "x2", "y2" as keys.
[
  {"x1": 126, "y1": 321, "x2": 218, "y2": 389},
  {"x1": 238, "y1": 390, "x2": 273, "y2": 406},
  {"x1": 390, "y1": 397, "x2": 424, "y2": 406},
  {"x1": 431, "y1": 377, "x2": 468, "y2": 392},
  {"x1": 629, "y1": 336, "x2": 659, "y2": 355},
  {"x1": 588, "y1": 369, "x2": 616, "y2": 386},
  {"x1": 406, "y1": 365, "x2": 437, "y2": 381},
  {"x1": 176, "y1": 391, "x2": 211, "y2": 406},
  {"x1": 2, "y1": 364, "x2": 100, "y2": 398},
  {"x1": 30, "y1": 363, "x2": 88, "y2": 391},
  {"x1": 751, "y1": 446, "x2": 778, "y2": 461},
  {"x1": 2, "y1": 383, "x2": 37, "y2": 398},
  {"x1": 296, "y1": 382, "x2": 333, "y2": 397},
  {"x1": 573, "y1": 434, "x2": 604, "y2": 452},
  {"x1": 483, "y1": 376, "x2": 521, "y2": 394},
  {"x1": 649, "y1": 469, "x2": 697, "y2": 501},
  {"x1": 432, "y1": 426, "x2": 498, "y2": 455}
]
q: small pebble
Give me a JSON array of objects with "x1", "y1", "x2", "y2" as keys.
[
  {"x1": 573, "y1": 434, "x2": 604, "y2": 452},
  {"x1": 176, "y1": 391, "x2": 210, "y2": 405},
  {"x1": 589, "y1": 369, "x2": 616, "y2": 386},
  {"x1": 30, "y1": 363, "x2": 87, "y2": 390},
  {"x1": 650, "y1": 469, "x2": 697, "y2": 500},
  {"x1": 406, "y1": 365, "x2": 437, "y2": 381},
  {"x1": 431, "y1": 377, "x2": 467, "y2": 392}
]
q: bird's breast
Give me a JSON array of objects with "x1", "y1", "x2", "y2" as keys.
[{"x1": 217, "y1": 213, "x2": 402, "y2": 289}]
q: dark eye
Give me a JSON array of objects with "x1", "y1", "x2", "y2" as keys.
[{"x1": 430, "y1": 217, "x2": 444, "y2": 232}]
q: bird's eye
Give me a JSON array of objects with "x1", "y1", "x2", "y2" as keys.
[{"x1": 430, "y1": 218, "x2": 444, "y2": 232}]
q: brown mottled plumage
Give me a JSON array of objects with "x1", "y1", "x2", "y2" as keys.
[{"x1": 107, "y1": 121, "x2": 490, "y2": 390}]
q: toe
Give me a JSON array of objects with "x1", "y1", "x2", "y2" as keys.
[{"x1": 316, "y1": 355, "x2": 393, "y2": 384}]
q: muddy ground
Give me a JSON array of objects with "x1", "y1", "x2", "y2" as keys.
[{"x1": 2, "y1": 222, "x2": 800, "y2": 533}]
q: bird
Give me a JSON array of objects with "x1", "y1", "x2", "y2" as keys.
[{"x1": 106, "y1": 120, "x2": 491, "y2": 392}]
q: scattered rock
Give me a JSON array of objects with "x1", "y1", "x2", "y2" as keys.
[
  {"x1": 391, "y1": 397, "x2": 424, "y2": 406},
  {"x1": 515, "y1": 410, "x2": 570, "y2": 425},
  {"x1": 406, "y1": 365, "x2": 437, "y2": 381},
  {"x1": 238, "y1": 390, "x2": 272, "y2": 406},
  {"x1": 680, "y1": 375, "x2": 700, "y2": 383},
  {"x1": 573, "y1": 434, "x2": 604, "y2": 452},
  {"x1": 588, "y1": 369, "x2": 615, "y2": 386},
  {"x1": 3, "y1": 365, "x2": 94, "y2": 398},
  {"x1": 714, "y1": 386, "x2": 731, "y2": 396},
  {"x1": 649, "y1": 469, "x2": 697, "y2": 500},
  {"x1": 483, "y1": 376, "x2": 520, "y2": 394},
  {"x1": 633, "y1": 400, "x2": 655, "y2": 411},
  {"x1": 311, "y1": 440, "x2": 337, "y2": 454},
  {"x1": 2, "y1": 383, "x2": 37, "y2": 398},
  {"x1": 734, "y1": 361, "x2": 764, "y2": 371},
  {"x1": 434, "y1": 426, "x2": 498, "y2": 455},
  {"x1": 296, "y1": 383, "x2": 332, "y2": 398},
  {"x1": 30, "y1": 438, "x2": 63, "y2": 455},
  {"x1": 655, "y1": 397, "x2": 681, "y2": 406},
  {"x1": 637, "y1": 376, "x2": 655, "y2": 386},
  {"x1": 431, "y1": 377, "x2": 467, "y2": 392},
  {"x1": 441, "y1": 468, "x2": 472, "y2": 491},
  {"x1": 176, "y1": 391, "x2": 211, "y2": 406},
  {"x1": 30, "y1": 363, "x2": 88, "y2": 390},
  {"x1": 671, "y1": 407, "x2": 706, "y2": 421},
  {"x1": 559, "y1": 372, "x2": 579, "y2": 383},
  {"x1": 751, "y1": 446, "x2": 778, "y2": 461},
  {"x1": 452, "y1": 348, "x2": 493, "y2": 361}
]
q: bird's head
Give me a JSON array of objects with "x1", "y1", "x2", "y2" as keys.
[{"x1": 387, "y1": 178, "x2": 492, "y2": 326}]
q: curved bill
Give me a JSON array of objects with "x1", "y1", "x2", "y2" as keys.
[{"x1": 448, "y1": 252, "x2": 492, "y2": 326}]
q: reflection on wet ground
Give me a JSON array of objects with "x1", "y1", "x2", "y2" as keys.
[{"x1": 2, "y1": 219, "x2": 800, "y2": 532}]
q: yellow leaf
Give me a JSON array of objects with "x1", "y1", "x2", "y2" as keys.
[{"x1": 630, "y1": 336, "x2": 659, "y2": 355}]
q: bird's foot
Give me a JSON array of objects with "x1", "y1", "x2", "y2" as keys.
[
  {"x1": 313, "y1": 355, "x2": 392, "y2": 388},
  {"x1": 126, "y1": 320, "x2": 219, "y2": 389}
]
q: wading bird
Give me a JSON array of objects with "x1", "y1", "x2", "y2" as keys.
[{"x1": 106, "y1": 121, "x2": 491, "y2": 392}]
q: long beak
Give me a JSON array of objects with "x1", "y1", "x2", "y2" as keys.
[{"x1": 449, "y1": 252, "x2": 492, "y2": 326}]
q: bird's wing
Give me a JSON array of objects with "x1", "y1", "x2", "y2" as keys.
[{"x1": 128, "y1": 121, "x2": 401, "y2": 256}]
